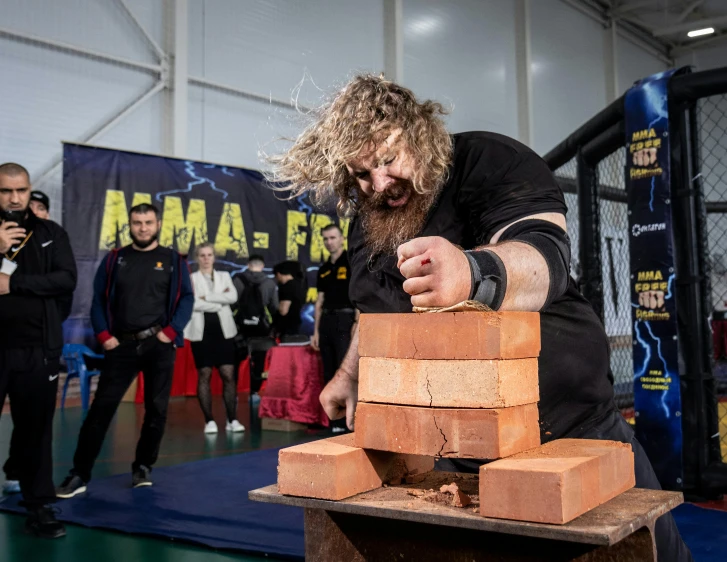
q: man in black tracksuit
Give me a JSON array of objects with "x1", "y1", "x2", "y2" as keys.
[{"x1": 0, "y1": 163, "x2": 77, "y2": 539}]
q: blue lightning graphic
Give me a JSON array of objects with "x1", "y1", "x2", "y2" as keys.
[
  {"x1": 156, "y1": 161, "x2": 230, "y2": 202},
  {"x1": 633, "y1": 321, "x2": 652, "y2": 379},
  {"x1": 641, "y1": 80, "x2": 668, "y2": 214},
  {"x1": 203, "y1": 164, "x2": 234, "y2": 177},
  {"x1": 296, "y1": 194, "x2": 314, "y2": 218},
  {"x1": 664, "y1": 273, "x2": 675, "y2": 299}
]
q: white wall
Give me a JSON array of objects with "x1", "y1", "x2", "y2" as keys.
[{"x1": 0, "y1": 0, "x2": 685, "y2": 219}]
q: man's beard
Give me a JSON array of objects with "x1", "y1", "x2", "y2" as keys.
[
  {"x1": 130, "y1": 231, "x2": 159, "y2": 249},
  {"x1": 359, "y1": 181, "x2": 439, "y2": 258}
]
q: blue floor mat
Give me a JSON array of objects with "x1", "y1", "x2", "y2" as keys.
[
  {"x1": 672, "y1": 503, "x2": 727, "y2": 562},
  {"x1": 0, "y1": 447, "x2": 303, "y2": 560},
  {"x1": 1, "y1": 449, "x2": 725, "y2": 561}
]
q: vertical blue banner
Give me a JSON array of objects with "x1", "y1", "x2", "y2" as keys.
[{"x1": 625, "y1": 69, "x2": 683, "y2": 488}]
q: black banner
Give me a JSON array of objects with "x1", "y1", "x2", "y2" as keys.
[
  {"x1": 62, "y1": 143, "x2": 345, "y2": 345},
  {"x1": 625, "y1": 69, "x2": 683, "y2": 488}
]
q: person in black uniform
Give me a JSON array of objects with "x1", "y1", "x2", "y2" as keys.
[
  {"x1": 269, "y1": 74, "x2": 693, "y2": 562},
  {"x1": 311, "y1": 225, "x2": 357, "y2": 432},
  {"x1": 56, "y1": 203, "x2": 193, "y2": 499},
  {"x1": 0, "y1": 162, "x2": 77, "y2": 538},
  {"x1": 272, "y1": 260, "x2": 306, "y2": 342}
]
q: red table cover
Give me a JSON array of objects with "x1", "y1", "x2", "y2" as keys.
[{"x1": 258, "y1": 345, "x2": 329, "y2": 427}]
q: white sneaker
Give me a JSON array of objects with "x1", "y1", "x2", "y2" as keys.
[
  {"x1": 204, "y1": 421, "x2": 218, "y2": 434},
  {"x1": 331, "y1": 426, "x2": 347, "y2": 434},
  {"x1": 2, "y1": 480, "x2": 20, "y2": 494},
  {"x1": 226, "y1": 420, "x2": 245, "y2": 433}
]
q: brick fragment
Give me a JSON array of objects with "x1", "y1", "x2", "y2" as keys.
[
  {"x1": 479, "y1": 439, "x2": 635, "y2": 524},
  {"x1": 359, "y1": 357, "x2": 539, "y2": 408},
  {"x1": 353, "y1": 402, "x2": 540, "y2": 458},
  {"x1": 358, "y1": 312, "x2": 540, "y2": 360},
  {"x1": 277, "y1": 433, "x2": 433, "y2": 500}
]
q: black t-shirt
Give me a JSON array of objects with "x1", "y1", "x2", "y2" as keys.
[
  {"x1": 317, "y1": 252, "x2": 353, "y2": 311},
  {"x1": 113, "y1": 246, "x2": 173, "y2": 333},
  {"x1": 0, "y1": 217, "x2": 44, "y2": 348},
  {"x1": 348, "y1": 132, "x2": 615, "y2": 442},
  {"x1": 275, "y1": 279, "x2": 305, "y2": 336}
]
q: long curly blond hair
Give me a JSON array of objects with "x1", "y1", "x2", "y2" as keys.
[{"x1": 268, "y1": 74, "x2": 453, "y2": 216}]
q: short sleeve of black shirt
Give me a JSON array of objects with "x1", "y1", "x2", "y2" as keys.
[
  {"x1": 451, "y1": 132, "x2": 567, "y2": 244},
  {"x1": 275, "y1": 279, "x2": 304, "y2": 336}
]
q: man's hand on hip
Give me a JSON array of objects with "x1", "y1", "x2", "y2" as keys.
[
  {"x1": 157, "y1": 331, "x2": 172, "y2": 344},
  {"x1": 319, "y1": 368, "x2": 358, "y2": 430},
  {"x1": 0, "y1": 221, "x2": 26, "y2": 255},
  {"x1": 103, "y1": 337, "x2": 120, "y2": 351},
  {"x1": 397, "y1": 236, "x2": 471, "y2": 308}
]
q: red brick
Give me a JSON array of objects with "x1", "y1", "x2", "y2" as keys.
[
  {"x1": 358, "y1": 312, "x2": 540, "y2": 360},
  {"x1": 353, "y1": 402, "x2": 540, "y2": 458},
  {"x1": 277, "y1": 433, "x2": 433, "y2": 500},
  {"x1": 359, "y1": 357, "x2": 539, "y2": 408},
  {"x1": 479, "y1": 439, "x2": 635, "y2": 524}
]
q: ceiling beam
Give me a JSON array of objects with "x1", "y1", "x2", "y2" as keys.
[
  {"x1": 653, "y1": 15, "x2": 727, "y2": 37},
  {"x1": 671, "y1": 31, "x2": 727, "y2": 56},
  {"x1": 610, "y1": 0, "x2": 655, "y2": 17},
  {"x1": 676, "y1": 1, "x2": 704, "y2": 23}
]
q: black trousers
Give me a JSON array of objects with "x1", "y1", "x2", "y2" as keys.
[
  {"x1": 247, "y1": 337, "x2": 275, "y2": 394},
  {"x1": 319, "y1": 311, "x2": 355, "y2": 383},
  {"x1": 0, "y1": 348, "x2": 59, "y2": 508},
  {"x1": 71, "y1": 337, "x2": 176, "y2": 482},
  {"x1": 440, "y1": 410, "x2": 693, "y2": 562},
  {"x1": 2, "y1": 425, "x2": 21, "y2": 481},
  {"x1": 319, "y1": 311, "x2": 355, "y2": 430}
]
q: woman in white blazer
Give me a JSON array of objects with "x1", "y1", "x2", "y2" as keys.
[{"x1": 184, "y1": 243, "x2": 244, "y2": 434}]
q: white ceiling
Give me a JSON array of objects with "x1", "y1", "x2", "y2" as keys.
[{"x1": 592, "y1": 0, "x2": 727, "y2": 55}]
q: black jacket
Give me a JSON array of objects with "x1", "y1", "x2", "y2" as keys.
[{"x1": 6, "y1": 212, "x2": 77, "y2": 358}]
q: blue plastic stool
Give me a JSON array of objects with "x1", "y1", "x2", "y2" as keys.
[{"x1": 61, "y1": 344, "x2": 104, "y2": 411}]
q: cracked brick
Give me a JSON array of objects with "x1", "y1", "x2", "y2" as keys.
[
  {"x1": 359, "y1": 357, "x2": 539, "y2": 408},
  {"x1": 353, "y1": 402, "x2": 540, "y2": 458}
]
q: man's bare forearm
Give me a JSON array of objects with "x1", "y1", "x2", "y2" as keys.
[
  {"x1": 481, "y1": 241, "x2": 549, "y2": 312},
  {"x1": 338, "y1": 322, "x2": 360, "y2": 380}
]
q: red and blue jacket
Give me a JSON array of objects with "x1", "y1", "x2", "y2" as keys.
[{"x1": 90, "y1": 246, "x2": 194, "y2": 347}]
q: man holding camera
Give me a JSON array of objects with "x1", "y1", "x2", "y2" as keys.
[{"x1": 0, "y1": 162, "x2": 77, "y2": 539}]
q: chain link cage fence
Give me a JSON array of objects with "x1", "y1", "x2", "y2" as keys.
[
  {"x1": 554, "y1": 152, "x2": 635, "y2": 412},
  {"x1": 700, "y1": 93, "x2": 727, "y2": 461},
  {"x1": 596, "y1": 149, "x2": 634, "y2": 411}
]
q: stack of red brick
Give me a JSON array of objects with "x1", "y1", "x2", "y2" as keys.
[{"x1": 278, "y1": 312, "x2": 635, "y2": 525}]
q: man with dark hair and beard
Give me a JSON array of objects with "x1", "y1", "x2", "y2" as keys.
[
  {"x1": 0, "y1": 162, "x2": 76, "y2": 538},
  {"x1": 56, "y1": 203, "x2": 193, "y2": 498},
  {"x1": 270, "y1": 74, "x2": 692, "y2": 562}
]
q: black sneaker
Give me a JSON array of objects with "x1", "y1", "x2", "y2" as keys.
[
  {"x1": 56, "y1": 475, "x2": 87, "y2": 499},
  {"x1": 132, "y1": 466, "x2": 152, "y2": 488},
  {"x1": 25, "y1": 506, "x2": 66, "y2": 539}
]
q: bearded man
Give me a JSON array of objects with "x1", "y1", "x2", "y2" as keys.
[
  {"x1": 271, "y1": 75, "x2": 692, "y2": 562},
  {"x1": 56, "y1": 203, "x2": 193, "y2": 499}
]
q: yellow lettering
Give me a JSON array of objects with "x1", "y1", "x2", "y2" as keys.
[
  {"x1": 339, "y1": 218, "x2": 350, "y2": 250},
  {"x1": 307, "y1": 287, "x2": 318, "y2": 304},
  {"x1": 214, "y1": 202, "x2": 249, "y2": 258},
  {"x1": 131, "y1": 193, "x2": 152, "y2": 207},
  {"x1": 286, "y1": 211, "x2": 308, "y2": 260},
  {"x1": 98, "y1": 191, "x2": 152, "y2": 250},
  {"x1": 648, "y1": 128, "x2": 656, "y2": 138},
  {"x1": 159, "y1": 197, "x2": 208, "y2": 255},
  {"x1": 309, "y1": 214, "x2": 334, "y2": 263}
]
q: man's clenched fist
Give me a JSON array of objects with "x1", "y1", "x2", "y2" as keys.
[{"x1": 396, "y1": 236, "x2": 471, "y2": 308}]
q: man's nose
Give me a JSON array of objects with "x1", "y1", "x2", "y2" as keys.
[
  {"x1": 371, "y1": 169, "x2": 392, "y2": 193},
  {"x1": 10, "y1": 191, "x2": 20, "y2": 203}
]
